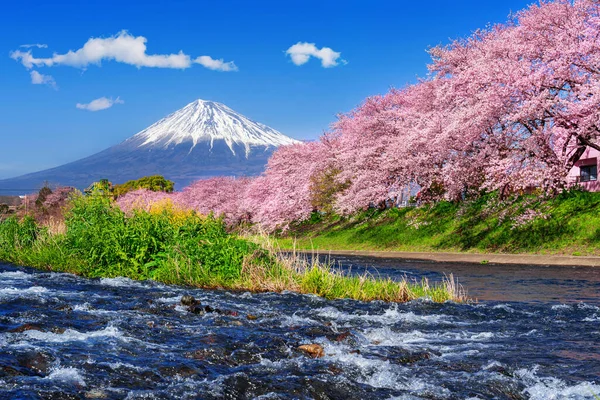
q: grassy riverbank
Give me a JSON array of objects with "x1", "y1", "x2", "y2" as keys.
[
  {"x1": 274, "y1": 190, "x2": 600, "y2": 256},
  {"x1": 0, "y1": 194, "x2": 463, "y2": 303}
]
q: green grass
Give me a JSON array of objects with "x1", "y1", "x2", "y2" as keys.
[
  {"x1": 0, "y1": 193, "x2": 463, "y2": 303},
  {"x1": 274, "y1": 190, "x2": 600, "y2": 256}
]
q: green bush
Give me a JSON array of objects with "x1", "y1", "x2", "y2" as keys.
[
  {"x1": 0, "y1": 192, "x2": 462, "y2": 303},
  {"x1": 113, "y1": 175, "x2": 175, "y2": 198}
]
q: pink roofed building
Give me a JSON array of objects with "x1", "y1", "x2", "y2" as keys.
[{"x1": 567, "y1": 148, "x2": 600, "y2": 191}]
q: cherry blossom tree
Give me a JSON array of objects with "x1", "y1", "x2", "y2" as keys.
[
  {"x1": 176, "y1": 177, "x2": 252, "y2": 226},
  {"x1": 244, "y1": 141, "x2": 332, "y2": 231}
]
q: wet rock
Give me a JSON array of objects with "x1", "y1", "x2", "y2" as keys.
[
  {"x1": 204, "y1": 305, "x2": 215, "y2": 313},
  {"x1": 39, "y1": 392, "x2": 81, "y2": 400},
  {"x1": 303, "y1": 377, "x2": 365, "y2": 400},
  {"x1": 51, "y1": 327, "x2": 66, "y2": 334},
  {"x1": 9, "y1": 323, "x2": 44, "y2": 333},
  {"x1": 230, "y1": 349, "x2": 261, "y2": 366},
  {"x1": 253, "y1": 336, "x2": 290, "y2": 359},
  {"x1": 105, "y1": 367, "x2": 161, "y2": 389},
  {"x1": 298, "y1": 344, "x2": 325, "y2": 358},
  {"x1": 397, "y1": 351, "x2": 431, "y2": 364},
  {"x1": 185, "y1": 348, "x2": 228, "y2": 364},
  {"x1": 246, "y1": 314, "x2": 258, "y2": 320},
  {"x1": 189, "y1": 305, "x2": 206, "y2": 315},
  {"x1": 0, "y1": 365, "x2": 24, "y2": 377},
  {"x1": 222, "y1": 373, "x2": 258, "y2": 399},
  {"x1": 180, "y1": 295, "x2": 199, "y2": 307},
  {"x1": 17, "y1": 351, "x2": 54, "y2": 375},
  {"x1": 301, "y1": 325, "x2": 336, "y2": 338},
  {"x1": 56, "y1": 305, "x2": 73, "y2": 312},
  {"x1": 333, "y1": 331, "x2": 351, "y2": 342},
  {"x1": 84, "y1": 390, "x2": 108, "y2": 399},
  {"x1": 158, "y1": 365, "x2": 199, "y2": 378},
  {"x1": 327, "y1": 364, "x2": 344, "y2": 375}
]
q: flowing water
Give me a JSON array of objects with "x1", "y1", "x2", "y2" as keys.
[{"x1": 0, "y1": 258, "x2": 599, "y2": 399}]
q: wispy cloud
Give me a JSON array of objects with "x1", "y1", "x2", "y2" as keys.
[
  {"x1": 30, "y1": 70, "x2": 57, "y2": 89},
  {"x1": 285, "y1": 42, "x2": 346, "y2": 68},
  {"x1": 193, "y1": 56, "x2": 238, "y2": 71},
  {"x1": 20, "y1": 43, "x2": 48, "y2": 49},
  {"x1": 10, "y1": 31, "x2": 237, "y2": 71},
  {"x1": 76, "y1": 96, "x2": 124, "y2": 112}
]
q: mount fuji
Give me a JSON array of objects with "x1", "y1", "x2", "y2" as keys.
[{"x1": 0, "y1": 100, "x2": 300, "y2": 194}]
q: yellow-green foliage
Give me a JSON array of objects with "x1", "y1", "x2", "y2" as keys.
[
  {"x1": 146, "y1": 198, "x2": 196, "y2": 227},
  {"x1": 0, "y1": 194, "x2": 463, "y2": 303}
]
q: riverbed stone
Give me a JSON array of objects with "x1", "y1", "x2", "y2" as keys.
[
  {"x1": 84, "y1": 389, "x2": 108, "y2": 399},
  {"x1": 17, "y1": 351, "x2": 54, "y2": 375},
  {"x1": 158, "y1": 364, "x2": 199, "y2": 378},
  {"x1": 298, "y1": 344, "x2": 325, "y2": 358},
  {"x1": 180, "y1": 295, "x2": 198, "y2": 306},
  {"x1": 0, "y1": 364, "x2": 24, "y2": 377},
  {"x1": 9, "y1": 323, "x2": 44, "y2": 333}
]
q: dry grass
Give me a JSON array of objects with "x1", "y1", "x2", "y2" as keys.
[
  {"x1": 245, "y1": 231, "x2": 467, "y2": 303},
  {"x1": 42, "y1": 217, "x2": 66, "y2": 236}
]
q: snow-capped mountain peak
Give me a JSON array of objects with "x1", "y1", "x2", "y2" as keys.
[{"x1": 129, "y1": 99, "x2": 299, "y2": 156}]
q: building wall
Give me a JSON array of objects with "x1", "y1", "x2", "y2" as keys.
[{"x1": 567, "y1": 148, "x2": 600, "y2": 191}]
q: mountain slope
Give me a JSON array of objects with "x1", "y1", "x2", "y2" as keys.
[{"x1": 0, "y1": 100, "x2": 299, "y2": 195}]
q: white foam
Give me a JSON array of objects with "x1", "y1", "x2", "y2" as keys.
[
  {"x1": 24, "y1": 326, "x2": 126, "y2": 343},
  {"x1": 482, "y1": 360, "x2": 505, "y2": 370},
  {"x1": 583, "y1": 314, "x2": 600, "y2": 322},
  {"x1": 516, "y1": 366, "x2": 600, "y2": 400},
  {"x1": 45, "y1": 367, "x2": 86, "y2": 387},
  {"x1": 156, "y1": 296, "x2": 181, "y2": 304},
  {"x1": 0, "y1": 271, "x2": 31, "y2": 280},
  {"x1": 321, "y1": 342, "x2": 450, "y2": 396},
  {"x1": 316, "y1": 305, "x2": 450, "y2": 326},
  {"x1": 0, "y1": 286, "x2": 49, "y2": 301},
  {"x1": 105, "y1": 361, "x2": 149, "y2": 372},
  {"x1": 99, "y1": 277, "x2": 145, "y2": 288},
  {"x1": 280, "y1": 314, "x2": 320, "y2": 327},
  {"x1": 578, "y1": 303, "x2": 600, "y2": 311},
  {"x1": 363, "y1": 327, "x2": 495, "y2": 348},
  {"x1": 493, "y1": 304, "x2": 515, "y2": 313},
  {"x1": 551, "y1": 304, "x2": 572, "y2": 311},
  {"x1": 73, "y1": 303, "x2": 92, "y2": 312}
]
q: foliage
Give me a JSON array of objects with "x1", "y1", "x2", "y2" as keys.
[
  {"x1": 276, "y1": 190, "x2": 600, "y2": 256},
  {"x1": 0, "y1": 195, "x2": 462, "y2": 303},
  {"x1": 113, "y1": 175, "x2": 175, "y2": 198},
  {"x1": 85, "y1": 179, "x2": 113, "y2": 196}
]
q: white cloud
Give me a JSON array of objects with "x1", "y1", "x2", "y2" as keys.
[
  {"x1": 11, "y1": 31, "x2": 192, "y2": 69},
  {"x1": 285, "y1": 42, "x2": 346, "y2": 68},
  {"x1": 76, "y1": 96, "x2": 124, "y2": 112},
  {"x1": 193, "y1": 55, "x2": 238, "y2": 71},
  {"x1": 20, "y1": 43, "x2": 48, "y2": 49},
  {"x1": 30, "y1": 70, "x2": 57, "y2": 89}
]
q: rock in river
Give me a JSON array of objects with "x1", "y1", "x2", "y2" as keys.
[{"x1": 298, "y1": 344, "x2": 325, "y2": 358}]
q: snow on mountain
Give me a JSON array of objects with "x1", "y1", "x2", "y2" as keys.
[
  {"x1": 129, "y1": 99, "x2": 299, "y2": 156},
  {"x1": 0, "y1": 99, "x2": 300, "y2": 194}
]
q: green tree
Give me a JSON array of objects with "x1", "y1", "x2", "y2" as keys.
[{"x1": 113, "y1": 175, "x2": 175, "y2": 198}]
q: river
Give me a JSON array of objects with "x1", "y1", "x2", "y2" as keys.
[{"x1": 1, "y1": 257, "x2": 599, "y2": 399}]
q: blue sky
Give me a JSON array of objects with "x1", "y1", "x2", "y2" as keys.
[{"x1": 0, "y1": 0, "x2": 533, "y2": 179}]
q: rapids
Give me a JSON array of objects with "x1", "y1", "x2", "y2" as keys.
[{"x1": 1, "y1": 259, "x2": 599, "y2": 399}]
